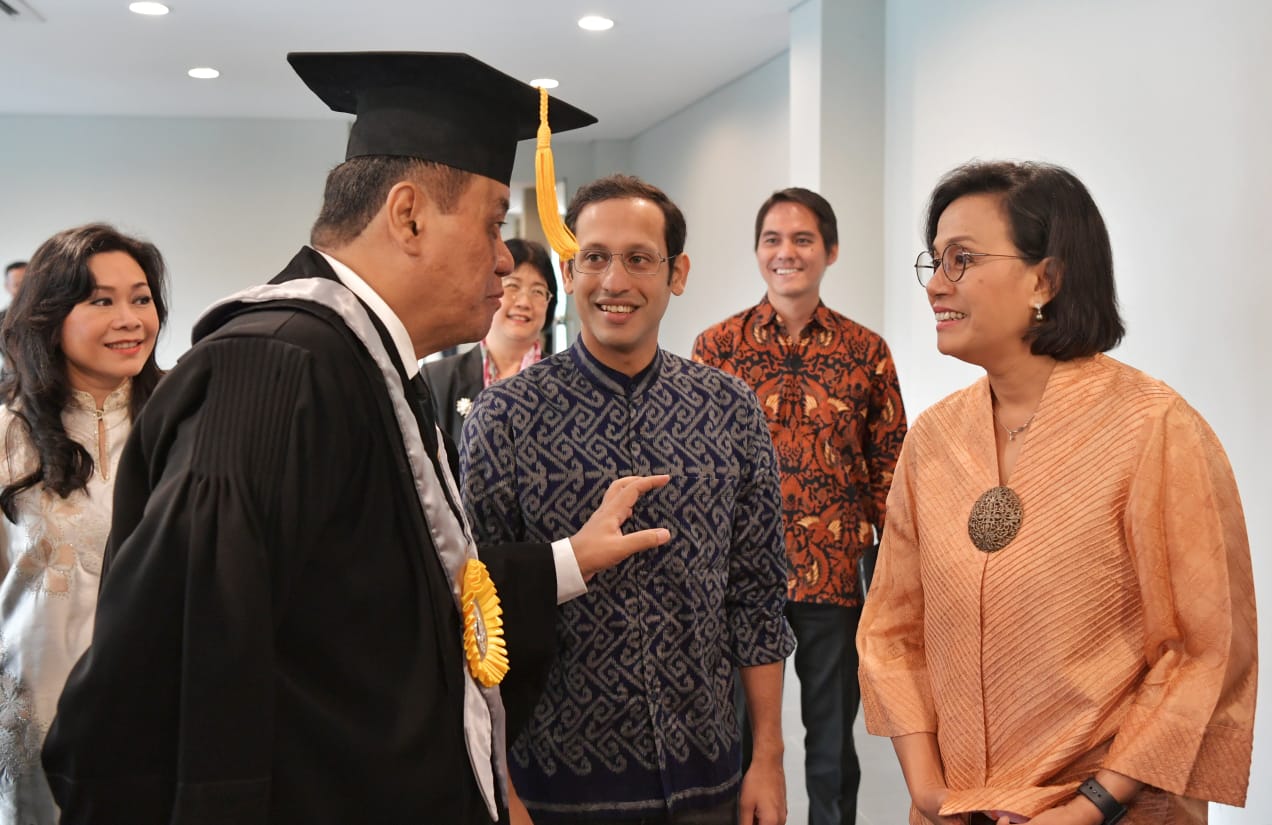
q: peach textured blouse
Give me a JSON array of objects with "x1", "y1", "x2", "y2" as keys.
[{"x1": 858, "y1": 354, "x2": 1256, "y2": 824}]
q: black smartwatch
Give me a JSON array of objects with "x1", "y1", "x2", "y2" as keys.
[{"x1": 1077, "y1": 778, "x2": 1127, "y2": 825}]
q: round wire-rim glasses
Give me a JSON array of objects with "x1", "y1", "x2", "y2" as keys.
[
  {"x1": 501, "y1": 280, "x2": 551, "y2": 303},
  {"x1": 570, "y1": 249, "x2": 677, "y2": 278},
  {"x1": 915, "y1": 244, "x2": 1029, "y2": 287}
]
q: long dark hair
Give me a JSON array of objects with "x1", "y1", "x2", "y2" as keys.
[{"x1": 0, "y1": 223, "x2": 169, "y2": 520}]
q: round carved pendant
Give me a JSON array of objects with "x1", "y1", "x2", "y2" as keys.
[{"x1": 967, "y1": 486, "x2": 1023, "y2": 552}]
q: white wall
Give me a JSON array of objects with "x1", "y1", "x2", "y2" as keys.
[
  {"x1": 883, "y1": 2, "x2": 1271, "y2": 821},
  {"x1": 627, "y1": 53, "x2": 790, "y2": 357},
  {"x1": 0, "y1": 115, "x2": 348, "y2": 367},
  {"x1": 791, "y1": 0, "x2": 888, "y2": 335}
]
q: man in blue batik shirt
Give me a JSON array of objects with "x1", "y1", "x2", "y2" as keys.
[{"x1": 461, "y1": 174, "x2": 795, "y2": 825}]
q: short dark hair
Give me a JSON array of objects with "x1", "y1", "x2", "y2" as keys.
[
  {"x1": 924, "y1": 160, "x2": 1125, "y2": 360},
  {"x1": 0, "y1": 223, "x2": 169, "y2": 520},
  {"x1": 505, "y1": 238, "x2": 557, "y2": 330},
  {"x1": 3, "y1": 261, "x2": 25, "y2": 280},
  {"x1": 754, "y1": 188, "x2": 838, "y2": 251},
  {"x1": 310, "y1": 156, "x2": 473, "y2": 249},
  {"x1": 564, "y1": 174, "x2": 687, "y2": 266}
]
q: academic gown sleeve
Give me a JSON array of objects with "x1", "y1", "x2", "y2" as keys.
[
  {"x1": 478, "y1": 542, "x2": 557, "y2": 743},
  {"x1": 43, "y1": 334, "x2": 336, "y2": 825}
]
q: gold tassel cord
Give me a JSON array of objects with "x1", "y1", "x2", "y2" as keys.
[{"x1": 535, "y1": 85, "x2": 579, "y2": 261}]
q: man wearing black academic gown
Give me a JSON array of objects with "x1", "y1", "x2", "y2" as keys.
[{"x1": 41, "y1": 52, "x2": 672, "y2": 825}]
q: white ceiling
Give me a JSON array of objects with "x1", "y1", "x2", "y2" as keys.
[{"x1": 2, "y1": 0, "x2": 793, "y2": 141}]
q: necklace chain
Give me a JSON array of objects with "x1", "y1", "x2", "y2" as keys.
[{"x1": 993, "y1": 408, "x2": 1036, "y2": 442}]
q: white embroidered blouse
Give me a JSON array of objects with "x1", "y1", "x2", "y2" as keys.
[{"x1": 0, "y1": 381, "x2": 130, "y2": 825}]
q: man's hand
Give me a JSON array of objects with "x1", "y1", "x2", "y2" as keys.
[
  {"x1": 738, "y1": 754, "x2": 786, "y2": 825},
  {"x1": 570, "y1": 475, "x2": 672, "y2": 580}
]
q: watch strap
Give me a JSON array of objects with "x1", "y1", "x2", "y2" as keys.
[{"x1": 1077, "y1": 778, "x2": 1127, "y2": 825}]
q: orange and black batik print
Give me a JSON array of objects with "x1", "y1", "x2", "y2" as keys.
[{"x1": 694, "y1": 298, "x2": 907, "y2": 607}]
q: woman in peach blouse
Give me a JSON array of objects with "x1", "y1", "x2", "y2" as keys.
[{"x1": 857, "y1": 161, "x2": 1255, "y2": 825}]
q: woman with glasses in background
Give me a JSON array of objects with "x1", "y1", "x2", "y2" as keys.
[
  {"x1": 0, "y1": 223, "x2": 168, "y2": 824},
  {"x1": 423, "y1": 238, "x2": 559, "y2": 445},
  {"x1": 857, "y1": 161, "x2": 1255, "y2": 825}
]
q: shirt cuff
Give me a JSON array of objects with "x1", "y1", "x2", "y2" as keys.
[{"x1": 552, "y1": 538, "x2": 587, "y2": 605}]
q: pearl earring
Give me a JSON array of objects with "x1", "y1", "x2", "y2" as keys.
[{"x1": 1033, "y1": 304, "x2": 1044, "y2": 321}]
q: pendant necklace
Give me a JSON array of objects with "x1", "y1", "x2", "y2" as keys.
[
  {"x1": 968, "y1": 398, "x2": 1040, "y2": 552},
  {"x1": 992, "y1": 408, "x2": 1036, "y2": 441},
  {"x1": 968, "y1": 486, "x2": 1023, "y2": 553}
]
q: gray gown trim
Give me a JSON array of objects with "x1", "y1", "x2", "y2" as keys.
[{"x1": 198, "y1": 279, "x2": 506, "y2": 820}]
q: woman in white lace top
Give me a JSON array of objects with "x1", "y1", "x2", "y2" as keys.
[{"x1": 0, "y1": 223, "x2": 168, "y2": 824}]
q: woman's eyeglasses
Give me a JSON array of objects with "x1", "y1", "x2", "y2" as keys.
[
  {"x1": 501, "y1": 281, "x2": 551, "y2": 303},
  {"x1": 915, "y1": 244, "x2": 1029, "y2": 287}
]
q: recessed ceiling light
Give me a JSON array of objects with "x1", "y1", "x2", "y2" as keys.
[
  {"x1": 188, "y1": 67, "x2": 219, "y2": 79},
  {"x1": 577, "y1": 15, "x2": 614, "y2": 31},
  {"x1": 529, "y1": 78, "x2": 559, "y2": 89},
  {"x1": 129, "y1": 2, "x2": 170, "y2": 15}
]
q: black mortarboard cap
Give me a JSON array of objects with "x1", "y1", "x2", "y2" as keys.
[{"x1": 287, "y1": 51, "x2": 597, "y2": 185}]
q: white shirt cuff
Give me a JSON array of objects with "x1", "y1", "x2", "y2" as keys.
[{"x1": 551, "y1": 538, "x2": 587, "y2": 604}]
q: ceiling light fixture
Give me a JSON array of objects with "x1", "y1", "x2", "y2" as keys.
[
  {"x1": 129, "y1": 2, "x2": 170, "y2": 15},
  {"x1": 188, "y1": 67, "x2": 219, "y2": 79},
  {"x1": 529, "y1": 78, "x2": 559, "y2": 89},
  {"x1": 577, "y1": 15, "x2": 614, "y2": 31}
]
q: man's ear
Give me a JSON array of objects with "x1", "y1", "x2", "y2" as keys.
[
  {"x1": 825, "y1": 243, "x2": 839, "y2": 267},
  {"x1": 560, "y1": 257, "x2": 576, "y2": 295},
  {"x1": 670, "y1": 253, "x2": 690, "y2": 296},
  {"x1": 384, "y1": 180, "x2": 424, "y2": 249}
]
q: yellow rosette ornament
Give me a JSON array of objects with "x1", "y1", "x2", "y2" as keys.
[{"x1": 461, "y1": 558, "x2": 508, "y2": 687}]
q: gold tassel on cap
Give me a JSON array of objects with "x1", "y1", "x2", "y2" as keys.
[{"x1": 535, "y1": 85, "x2": 579, "y2": 261}]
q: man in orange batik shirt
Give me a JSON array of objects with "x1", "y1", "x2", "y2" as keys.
[{"x1": 694, "y1": 187, "x2": 907, "y2": 825}]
